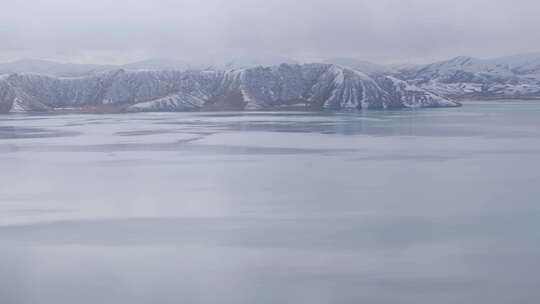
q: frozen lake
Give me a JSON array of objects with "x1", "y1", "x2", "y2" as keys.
[{"x1": 1, "y1": 101, "x2": 540, "y2": 303}]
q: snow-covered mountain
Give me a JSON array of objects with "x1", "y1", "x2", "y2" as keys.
[
  {"x1": 397, "y1": 53, "x2": 540, "y2": 99},
  {"x1": 123, "y1": 56, "x2": 299, "y2": 72},
  {"x1": 4, "y1": 52, "x2": 540, "y2": 102},
  {"x1": 490, "y1": 53, "x2": 540, "y2": 76},
  {"x1": 319, "y1": 57, "x2": 395, "y2": 75},
  {"x1": 3, "y1": 52, "x2": 540, "y2": 111},
  {"x1": 0, "y1": 59, "x2": 113, "y2": 77},
  {"x1": 0, "y1": 55, "x2": 300, "y2": 77},
  {"x1": 0, "y1": 63, "x2": 459, "y2": 113}
]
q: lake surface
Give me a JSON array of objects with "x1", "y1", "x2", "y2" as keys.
[{"x1": 1, "y1": 101, "x2": 540, "y2": 304}]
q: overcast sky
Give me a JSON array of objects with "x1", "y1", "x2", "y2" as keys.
[{"x1": 1, "y1": 0, "x2": 540, "y2": 64}]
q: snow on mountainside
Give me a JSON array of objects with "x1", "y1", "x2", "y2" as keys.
[
  {"x1": 0, "y1": 55, "x2": 300, "y2": 76},
  {"x1": 3, "y1": 52, "x2": 540, "y2": 108},
  {"x1": 398, "y1": 53, "x2": 540, "y2": 99},
  {"x1": 123, "y1": 56, "x2": 299, "y2": 72},
  {"x1": 315, "y1": 58, "x2": 395, "y2": 75},
  {"x1": 0, "y1": 64, "x2": 459, "y2": 113},
  {"x1": 0, "y1": 59, "x2": 113, "y2": 77},
  {"x1": 490, "y1": 52, "x2": 540, "y2": 76},
  {"x1": 121, "y1": 59, "x2": 194, "y2": 71}
]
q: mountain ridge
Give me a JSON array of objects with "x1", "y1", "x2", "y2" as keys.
[
  {"x1": 2, "y1": 52, "x2": 540, "y2": 113},
  {"x1": 0, "y1": 63, "x2": 459, "y2": 113},
  {"x1": 396, "y1": 53, "x2": 540, "y2": 99}
]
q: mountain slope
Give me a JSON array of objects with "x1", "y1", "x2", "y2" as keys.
[
  {"x1": 398, "y1": 54, "x2": 540, "y2": 99},
  {"x1": 320, "y1": 57, "x2": 395, "y2": 75},
  {"x1": 0, "y1": 64, "x2": 459, "y2": 113},
  {"x1": 490, "y1": 52, "x2": 540, "y2": 76},
  {"x1": 0, "y1": 55, "x2": 300, "y2": 77},
  {"x1": 0, "y1": 59, "x2": 114, "y2": 77}
]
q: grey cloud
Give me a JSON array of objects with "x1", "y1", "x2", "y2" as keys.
[{"x1": 1, "y1": 0, "x2": 539, "y2": 64}]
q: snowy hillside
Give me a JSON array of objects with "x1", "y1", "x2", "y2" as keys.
[
  {"x1": 315, "y1": 58, "x2": 395, "y2": 75},
  {"x1": 0, "y1": 64, "x2": 459, "y2": 113},
  {"x1": 398, "y1": 54, "x2": 540, "y2": 99},
  {"x1": 0, "y1": 55, "x2": 300, "y2": 76},
  {"x1": 0, "y1": 59, "x2": 113, "y2": 77}
]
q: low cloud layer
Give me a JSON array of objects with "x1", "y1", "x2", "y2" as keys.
[{"x1": 1, "y1": 0, "x2": 540, "y2": 64}]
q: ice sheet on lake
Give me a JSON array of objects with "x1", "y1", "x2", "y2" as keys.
[{"x1": 1, "y1": 102, "x2": 540, "y2": 304}]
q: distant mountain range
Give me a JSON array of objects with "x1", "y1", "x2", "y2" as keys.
[
  {"x1": 324, "y1": 53, "x2": 540, "y2": 100},
  {"x1": 397, "y1": 54, "x2": 540, "y2": 99},
  {"x1": 0, "y1": 55, "x2": 300, "y2": 78},
  {"x1": 1, "y1": 52, "x2": 539, "y2": 113}
]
